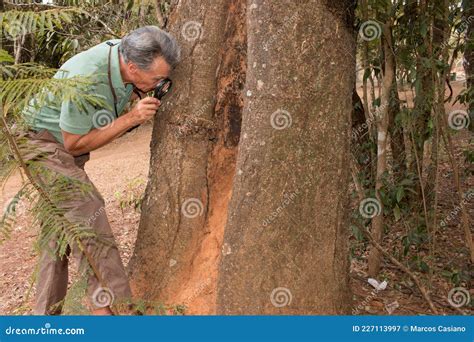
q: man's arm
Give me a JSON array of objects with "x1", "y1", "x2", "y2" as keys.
[{"x1": 62, "y1": 97, "x2": 160, "y2": 156}]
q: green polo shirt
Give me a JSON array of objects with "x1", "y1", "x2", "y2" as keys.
[{"x1": 22, "y1": 39, "x2": 133, "y2": 144}]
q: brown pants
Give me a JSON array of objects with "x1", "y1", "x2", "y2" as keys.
[{"x1": 17, "y1": 128, "x2": 132, "y2": 315}]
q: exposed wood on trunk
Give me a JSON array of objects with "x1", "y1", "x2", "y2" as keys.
[
  {"x1": 128, "y1": 0, "x2": 229, "y2": 307},
  {"x1": 128, "y1": 0, "x2": 247, "y2": 314}
]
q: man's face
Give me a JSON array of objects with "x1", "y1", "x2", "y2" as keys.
[{"x1": 128, "y1": 56, "x2": 171, "y2": 93}]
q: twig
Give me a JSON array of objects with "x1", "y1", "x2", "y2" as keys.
[
  {"x1": 351, "y1": 157, "x2": 365, "y2": 202},
  {"x1": 432, "y1": 297, "x2": 468, "y2": 315},
  {"x1": 409, "y1": 129, "x2": 431, "y2": 233},
  {"x1": 355, "y1": 221, "x2": 440, "y2": 314},
  {"x1": 88, "y1": 13, "x2": 120, "y2": 38}
]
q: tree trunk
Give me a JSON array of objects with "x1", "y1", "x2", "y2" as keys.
[
  {"x1": 387, "y1": 60, "x2": 405, "y2": 179},
  {"x1": 128, "y1": 0, "x2": 246, "y2": 314},
  {"x1": 353, "y1": 0, "x2": 374, "y2": 187},
  {"x1": 367, "y1": 20, "x2": 394, "y2": 278},
  {"x1": 464, "y1": 0, "x2": 474, "y2": 131},
  {"x1": 425, "y1": 0, "x2": 449, "y2": 208},
  {"x1": 411, "y1": 0, "x2": 433, "y2": 195},
  {"x1": 359, "y1": 0, "x2": 371, "y2": 120},
  {"x1": 351, "y1": 87, "x2": 373, "y2": 187},
  {"x1": 216, "y1": 0, "x2": 356, "y2": 314}
]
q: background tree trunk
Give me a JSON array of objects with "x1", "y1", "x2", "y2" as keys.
[
  {"x1": 216, "y1": 0, "x2": 356, "y2": 314},
  {"x1": 411, "y1": 0, "x2": 433, "y2": 195},
  {"x1": 464, "y1": 0, "x2": 474, "y2": 131},
  {"x1": 387, "y1": 49, "x2": 405, "y2": 180},
  {"x1": 367, "y1": 19, "x2": 395, "y2": 277}
]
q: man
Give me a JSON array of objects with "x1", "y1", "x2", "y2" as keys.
[{"x1": 21, "y1": 26, "x2": 180, "y2": 315}]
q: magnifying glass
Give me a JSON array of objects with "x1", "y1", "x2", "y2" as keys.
[
  {"x1": 153, "y1": 78, "x2": 172, "y2": 100},
  {"x1": 126, "y1": 78, "x2": 173, "y2": 133}
]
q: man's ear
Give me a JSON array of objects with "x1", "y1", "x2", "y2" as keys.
[{"x1": 128, "y1": 62, "x2": 138, "y2": 75}]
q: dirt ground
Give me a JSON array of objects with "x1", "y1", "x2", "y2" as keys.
[{"x1": 0, "y1": 81, "x2": 472, "y2": 315}]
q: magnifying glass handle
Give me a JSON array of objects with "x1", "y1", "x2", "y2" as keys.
[{"x1": 126, "y1": 124, "x2": 140, "y2": 133}]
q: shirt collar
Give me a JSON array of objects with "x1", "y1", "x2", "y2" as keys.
[{"x1": 109, "y1": 42, "x2": 127, "y2": 92}]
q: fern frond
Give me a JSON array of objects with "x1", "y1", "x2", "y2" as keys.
[
  {"x1": 1, "y1": 63, "x2": 59, "y2": 80},
  {"x1": 0, "y1": 188, "x2": 21, "y2": 241},
  {"x1": 0, "y1": 8, "x2": 84, "y2": 39},
  {"x1": 1, "y1": 75, "x2": 109, "y2": 116},
  {"x1": 0, "y1": 157, "x2": 18, "y2": 194},
  {"x1": 0, "y1": 49, "x2": 14, "y2": 64},
  {"x1": 62, "y1": 272, "x2": 89, "y2": 315},
  {"x1": 17, "y1": 163, "x2": 98, "y2": 258}
]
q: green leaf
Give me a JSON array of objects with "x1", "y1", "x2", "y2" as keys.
[
  {"x1": 398, "y1": 179, "x2": 413, "y2": 186},
  {"x1": 440, "y1": 270, "x2": 452, "y2": 278},
  {"x1": 419, "y1": 261, "x2": 429, "y2": 273},
  {"x1": 420, "y1": 21, "x2": 428, "y2": 38},
  {"x1": 393, "y1": 204, "x2": 401, "y2": 221},
  {"x1": 396, "y1": 187, "x2": 405, "y2": 203},
  {"x1": 351, "y1": 225, "x2": 364, "y2": 242}
]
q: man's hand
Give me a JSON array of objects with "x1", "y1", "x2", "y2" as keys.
[
  {"x1": 128, "y1": 97, "x2": 161, "y2": 126},
  {"x1": 62, "y1": 97, "x2": 161, "y2": 156}
]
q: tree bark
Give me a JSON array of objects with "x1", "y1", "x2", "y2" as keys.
[
  {"x1": 367, "y1": 20, "x2": 394, "y2": 278},
  {"x1": 387, "y1": 57, "x2": 405, "y2": 179},
  {"x1": 351, "y1": 87, "x2": 373, "y2": 184},
  {"x1": 411, "y1": 0, "x2": 433, "y2": 192},
  {"x1": 128, "y1": 0, "x2": 242, "y2": 313},
  {"x1": 425, "y1": 0, "x2": 449, "y2": 208},
  {"x1": 464, "y1": 0, "x2": 474, "y2": 131},
  {"x1": 216, "y1": 0, "x2": 356, "y2": 314}
]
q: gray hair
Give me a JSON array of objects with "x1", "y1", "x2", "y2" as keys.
[{"x1": 119, "y1": 26, "x2": 181, "y2": 70}]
